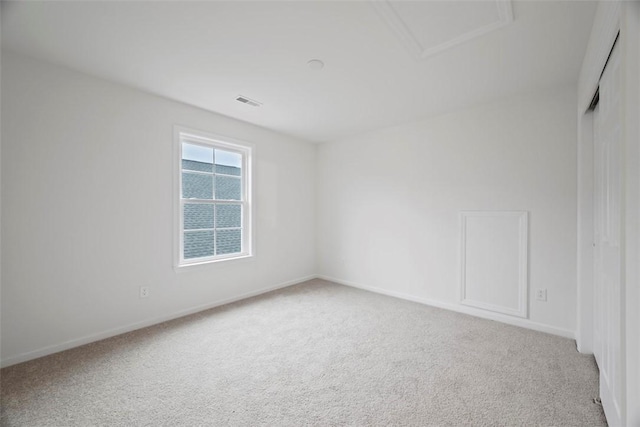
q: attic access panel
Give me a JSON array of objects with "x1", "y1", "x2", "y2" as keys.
[{"x1": 372, "y1": 0, "x2": 513, "y2": 59}]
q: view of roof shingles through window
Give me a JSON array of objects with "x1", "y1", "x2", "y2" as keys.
[{"x1": 182, "y1": 144, "x2": 242, "y2": 260}]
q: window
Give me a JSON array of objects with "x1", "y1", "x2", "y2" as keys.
[{"x1": 175, "y1": 128, "x2": 252, "y2": 266}]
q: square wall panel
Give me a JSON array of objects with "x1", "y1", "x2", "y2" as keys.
[{"x1": 460, "y1": 211, "x2": 528, "y2": 318}]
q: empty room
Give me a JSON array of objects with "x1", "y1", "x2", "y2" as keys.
[{"x1": 1, "y1": 1, "x2": 639, "y2": 426}]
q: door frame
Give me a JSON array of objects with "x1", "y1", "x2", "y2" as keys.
[{"x1": 577, "y1": 2, "x2": 640, "y2": 426}]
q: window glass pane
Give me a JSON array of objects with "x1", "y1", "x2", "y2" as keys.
[
  {"x1": 215, "y1": 175, "x2": 241, "y2": 200},
  {"x1": 216, "y1": 204, "x2": 241, "y2": 228},
  {"x1": 183, "y1": 143, "x2": 213, "y2": 173},
  {"x1": 182, "y1": 172, "x2": 213, "y2": 199},
  {"x1": 215, "y1": 149, "x2": 242, "y2": 176},
  {"x1": 178, "y1": 132, "x2": 250, "y2": 265},
  {"x1": 216, "y1": 164, "x2": 241, "y2": 176},
  {"x1": 184, "y1": 204, "x2": 214, "y2": 230},
  {"x1": 184, "y1": 230, "x2": 214, "y2": 259},
  {"x1": 216, "y1": 229, "x2": 242, "y2": 255}
]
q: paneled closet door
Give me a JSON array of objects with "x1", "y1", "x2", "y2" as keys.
[{"x1": 593, "y1": 40, "x2": 623, "y2": 427}]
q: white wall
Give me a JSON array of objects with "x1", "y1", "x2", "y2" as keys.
[
  {"x1": 317, "y1": 86, "x2": 578, "y2": 335},
  {"x1": 0, "y1": 52, "x2": 317, "y2": 366}
]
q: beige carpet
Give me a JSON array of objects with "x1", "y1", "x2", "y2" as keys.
[{"x1": 1, "y1": 279, "x2": 607, "y2": 426}]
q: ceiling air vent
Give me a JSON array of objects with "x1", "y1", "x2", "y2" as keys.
[{"x1": 235, "y1": 95, "x2": 262, "y2": 107}]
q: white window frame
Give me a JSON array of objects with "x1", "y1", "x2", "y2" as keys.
[{"x1": 174, "y1": 126, "x2": 253, "y2": 268}]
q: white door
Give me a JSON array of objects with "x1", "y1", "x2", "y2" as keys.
[{"x1": 593, "y1": 41, "x2": 624, "y2": 427}]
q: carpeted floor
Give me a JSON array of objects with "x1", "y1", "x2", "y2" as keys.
[{"x1": 1, "y1": 279, "x2": 607, "y2": 426}]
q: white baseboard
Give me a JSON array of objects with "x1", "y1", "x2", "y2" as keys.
[
  {"x1": 317, "y1": 275, "x2": 575, "y2": 340},
  {"x1": 0, "y1": 275, "x2": 317, "y2": 368},
  {"x1": 2, "y1": 274, "x2": 574, "y2": 368}
]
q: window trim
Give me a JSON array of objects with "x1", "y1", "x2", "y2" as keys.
[{"x1": 173, "y1": 126, "x2": 253, "y2": 269}]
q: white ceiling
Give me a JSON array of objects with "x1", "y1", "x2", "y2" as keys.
[{"x1": 1, "y1": 1, "x2": 596, "y2": 143}]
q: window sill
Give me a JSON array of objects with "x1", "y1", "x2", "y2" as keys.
[{"x1": 174, "y1": 253, "x2": 253, "y2": 272}]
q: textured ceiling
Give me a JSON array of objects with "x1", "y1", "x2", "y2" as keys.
[{"x1": 1, "y1": 1, "x2": 596, "y2": 142}]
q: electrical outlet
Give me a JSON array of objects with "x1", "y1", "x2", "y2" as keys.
[
  {"x1": 139, "y1": 286, "x2": 150, "y2": 298},
  {"x1": 535, "y1": 289, "x2": 547, "y2": 302}
]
